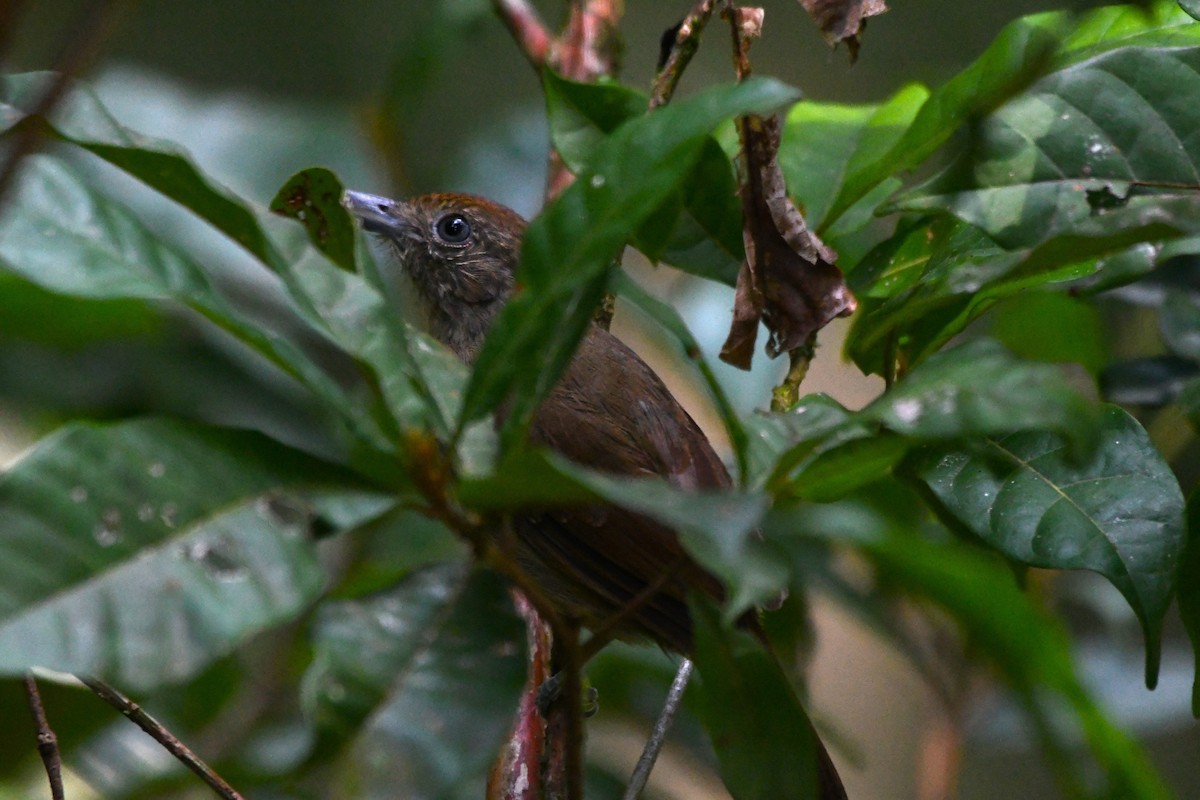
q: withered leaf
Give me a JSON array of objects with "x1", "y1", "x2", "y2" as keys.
[
  {"x1": 797, "y1": 0, "x2": 887, "y2": 61},
  {"x1": 720, "y1": 113, "x2": 856, "y2": 370}
]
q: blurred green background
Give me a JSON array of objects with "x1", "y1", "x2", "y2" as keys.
[{"x1": 2, "y1": 2, "x2": 1196, "y2": 799}]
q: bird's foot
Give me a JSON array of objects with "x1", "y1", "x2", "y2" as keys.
[{"x1": 536, "y1": 673, "x2": 600, "y2": 718}]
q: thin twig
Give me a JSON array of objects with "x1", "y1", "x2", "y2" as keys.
[
  {"x1": 80, "y1": 677, "x2": 245, "y2": 800},
  {"x1": 491, "y1": 0, "x2": 552, "y2": 71},
  {"x1": 555, "y1": 0, "x2": 622, "y2": 82},
  {"x1": 23, "y1": 674, "x2": 65, "y2": 800},
  {"x1": 621, "y1": 658, "x2": 693, "y2": 800},
  {"x1": 559, "y1": 622, "x2": 587, "y2": 800},
  {"x1": 0, "y1": 0, "x2": 127, "y2": 214},
  {"x1": 649, "y1": 0, "x2": 717, "y2": 109}
]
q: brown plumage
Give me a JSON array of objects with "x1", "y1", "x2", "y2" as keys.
[{"x1": 343, "y1": 190, "x2": 847, "y2": 799}]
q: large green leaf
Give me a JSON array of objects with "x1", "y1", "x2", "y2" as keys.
[
  {"x1": 843, "y1": 212, "x2": 1172, "y2": 376},
  {"x1": 3, "y1": 73, "x2": 457, "y2": 450},
  {"x1": 1060, "y1": 2, "x2": 1200, "y2": 58},
  {"x1": 765, "y1": 340, "x2": 1100, "y2": 500},
  {"x1": 543, "y1": 72, "x2": 646, "y2": 171},
  {"x1": 768, "y1": 498, "x2": 1171, "y2": 799},
  {"x1": 1, "y1": 72, "x2": 282, "y2": 268},
  {"x1": 0, "y1": 272, "x2": 160, "y2": 346},
  {"x1": 0, "y1": 418, "x2": 382, "y2": 691},
  {"x1": 461, "y1": 77, "x2": 800, "y2": 446},
  {"x1": 895, "y1": 45, "x2": 1200, "y2": 249},
  {"x1": 991, "y1": 290, "x2": 1108, "y2": 376},
  {"x1": 823, "y1": 12, "x2": 1067, "y2": 226},
  {"x1": 862, "y1": 339, "x2": 1099, "y2": 446},
  {"x1": 911, "y1": 405, "x2": 1186, "y2": 687},
  {"x1": 778, "y1": 83, "x2": 928, "y2": 233},
  {"x1": 822, "y1": 3, "x2": 1200, "y2": 233},
  {"x1": 0, "y1": 157, "x2": 393, "y2": 453},
  {"x1": 304, "y1": 565, "x2": 524, "y2": 798},
  {"x1": 542, "y1": 71, "x2": 744, "y2": 285},
  {"x1": 689, "y1": 598, "x2": 821, "y2": 800}
]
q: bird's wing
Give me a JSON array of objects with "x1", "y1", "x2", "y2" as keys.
[{"x1": 520, "y1": 326, "x2": 729, "y2": 650}]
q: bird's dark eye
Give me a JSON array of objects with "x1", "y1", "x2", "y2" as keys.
[{"x1": 434, "y1": 213, "x2": 472, "y2": 245}]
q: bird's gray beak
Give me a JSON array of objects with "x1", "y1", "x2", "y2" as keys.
[{"x1": 342, "y1": 190, "x2": 420, "y2": 240}]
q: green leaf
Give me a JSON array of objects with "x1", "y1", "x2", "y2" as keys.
[
  {"x1": 462, "y1": 77, "x2": 800, "y2": 445},
  {"x1": 764, "y1": 341, "x2": 1101, "y2": 500},
  {"x1": 894, "y1": 45, "x2": 1200, "y2": 249},
  {"x1": 328, "y1": 508, "x2": 466, "y2": 599},
  {"x1": 4, "y1": 73, "x2": 453, "y2": 449},
  {"x1": 270, "y1": 167, "x2": 357, "y2": 273},
  {"x1": 0, "y1": 155, "x2": 393, "y2": 457},
  {"x1": 824, "y1": 12, "x2": 1067, "y2": 225},
  {"x1": 460, "y1": 449, "x2": 780, "y2": 618},
  {"x1": 784, "y1": 435, "x2": 911, "y2": 503},
  {"x1": 1182, "y1": 488, "x2": 1200, "y2": 716},
  {"x1": 844, "y1": 213, "x2": 1161, "y2": 376},
  {"x1": 991, "y1": 290, "x2": 1108, "y2": 376},
  {"x1": 0, "y1": 418, "x2": 378, "y2": 691},
  {"x1": 542, "y1": 72, "x2": 646, "y2": 172},
  {"x1": 304, "y1": 565, "x2": 525, "y2": 797},
  {"x1": 689, "y1": 598, "x2": 822, "y2": 800},
  {"x1": 911, "y1": 405, "x2": 1186, "y2": 687},
  {"x1": 263, "y1": 190, "x2": 464, "y2": 441},
  {"x1": 542, "y1": 71, "x2": 745, "y2": 285},
  {"x1": 768, "y1": 498, "x2": 1171, "y2": 799},
  {"x1": 779, "y1": 83, "x2": 929, "y2": 233},
  {"x1": 758, "y1": 399, "x2": 916, "y2": 504},
  {"x1": 862, "y1": 339, "x2": 1100, "y2": 448},
  {"x1": 0, "y1": 273, "x2": 160, "y2": 347},
  {"x1": 748, "y1": 395, "x2": 865, "y2": 492},
  {"x1": 1, "y1": 72, "x2": 283, "y2": 268},
  {"x1": 456, "y1": 448, "x2": 602, "y2": 510},
  {"x1": 845, "y1": 216, "x2": 1016, "y2": 375},
  {"x1": 758, "y1": 393, "x2": 892, "y2": 501},
  {"x1": 1061, "y1": 3, "x2": 1200, "y2": 56}
]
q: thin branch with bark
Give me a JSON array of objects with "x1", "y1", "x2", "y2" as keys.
[
  {"x1": 492, "y1": 0, "x2": 553, "y2": 71},
  {"x1": 23, "y1": 673, "x2": 65, "y2": 800},
  {"x1": 649, "y1": 0, "x2": 718, "y2": 109},
  {"x1": 81, "y1": 677, "x2": 246, "y2": 800},
  {"x1": 0, "y1": 0, "x2": 127, "y2": 214}
]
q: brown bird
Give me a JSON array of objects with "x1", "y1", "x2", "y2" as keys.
[{"x1": 343, "y1": 190, "x2": 846, "y2": 800}]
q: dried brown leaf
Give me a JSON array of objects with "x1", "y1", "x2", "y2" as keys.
[
  {"x1": 797, "y1": 0, "x2": 887, "y2": 60},
  {"x1": 719, "y1": 113, "x2": 856, "y2": 370}
]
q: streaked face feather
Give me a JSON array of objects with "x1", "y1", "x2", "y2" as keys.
[{"x1": 343, "y1": 191, "x2": 528, "y2": 361}]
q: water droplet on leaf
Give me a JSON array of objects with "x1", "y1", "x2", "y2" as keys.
[
  {"x1": 93, "y1": 508, "x2": 123, "y2": 547},
  {"x1": 181, "y1": 536, "x2": 247, "y2": 582}
]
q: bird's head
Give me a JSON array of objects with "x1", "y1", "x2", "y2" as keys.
[{"x1": 343, "y1": 190, "x2": 528, "y2": 361}]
